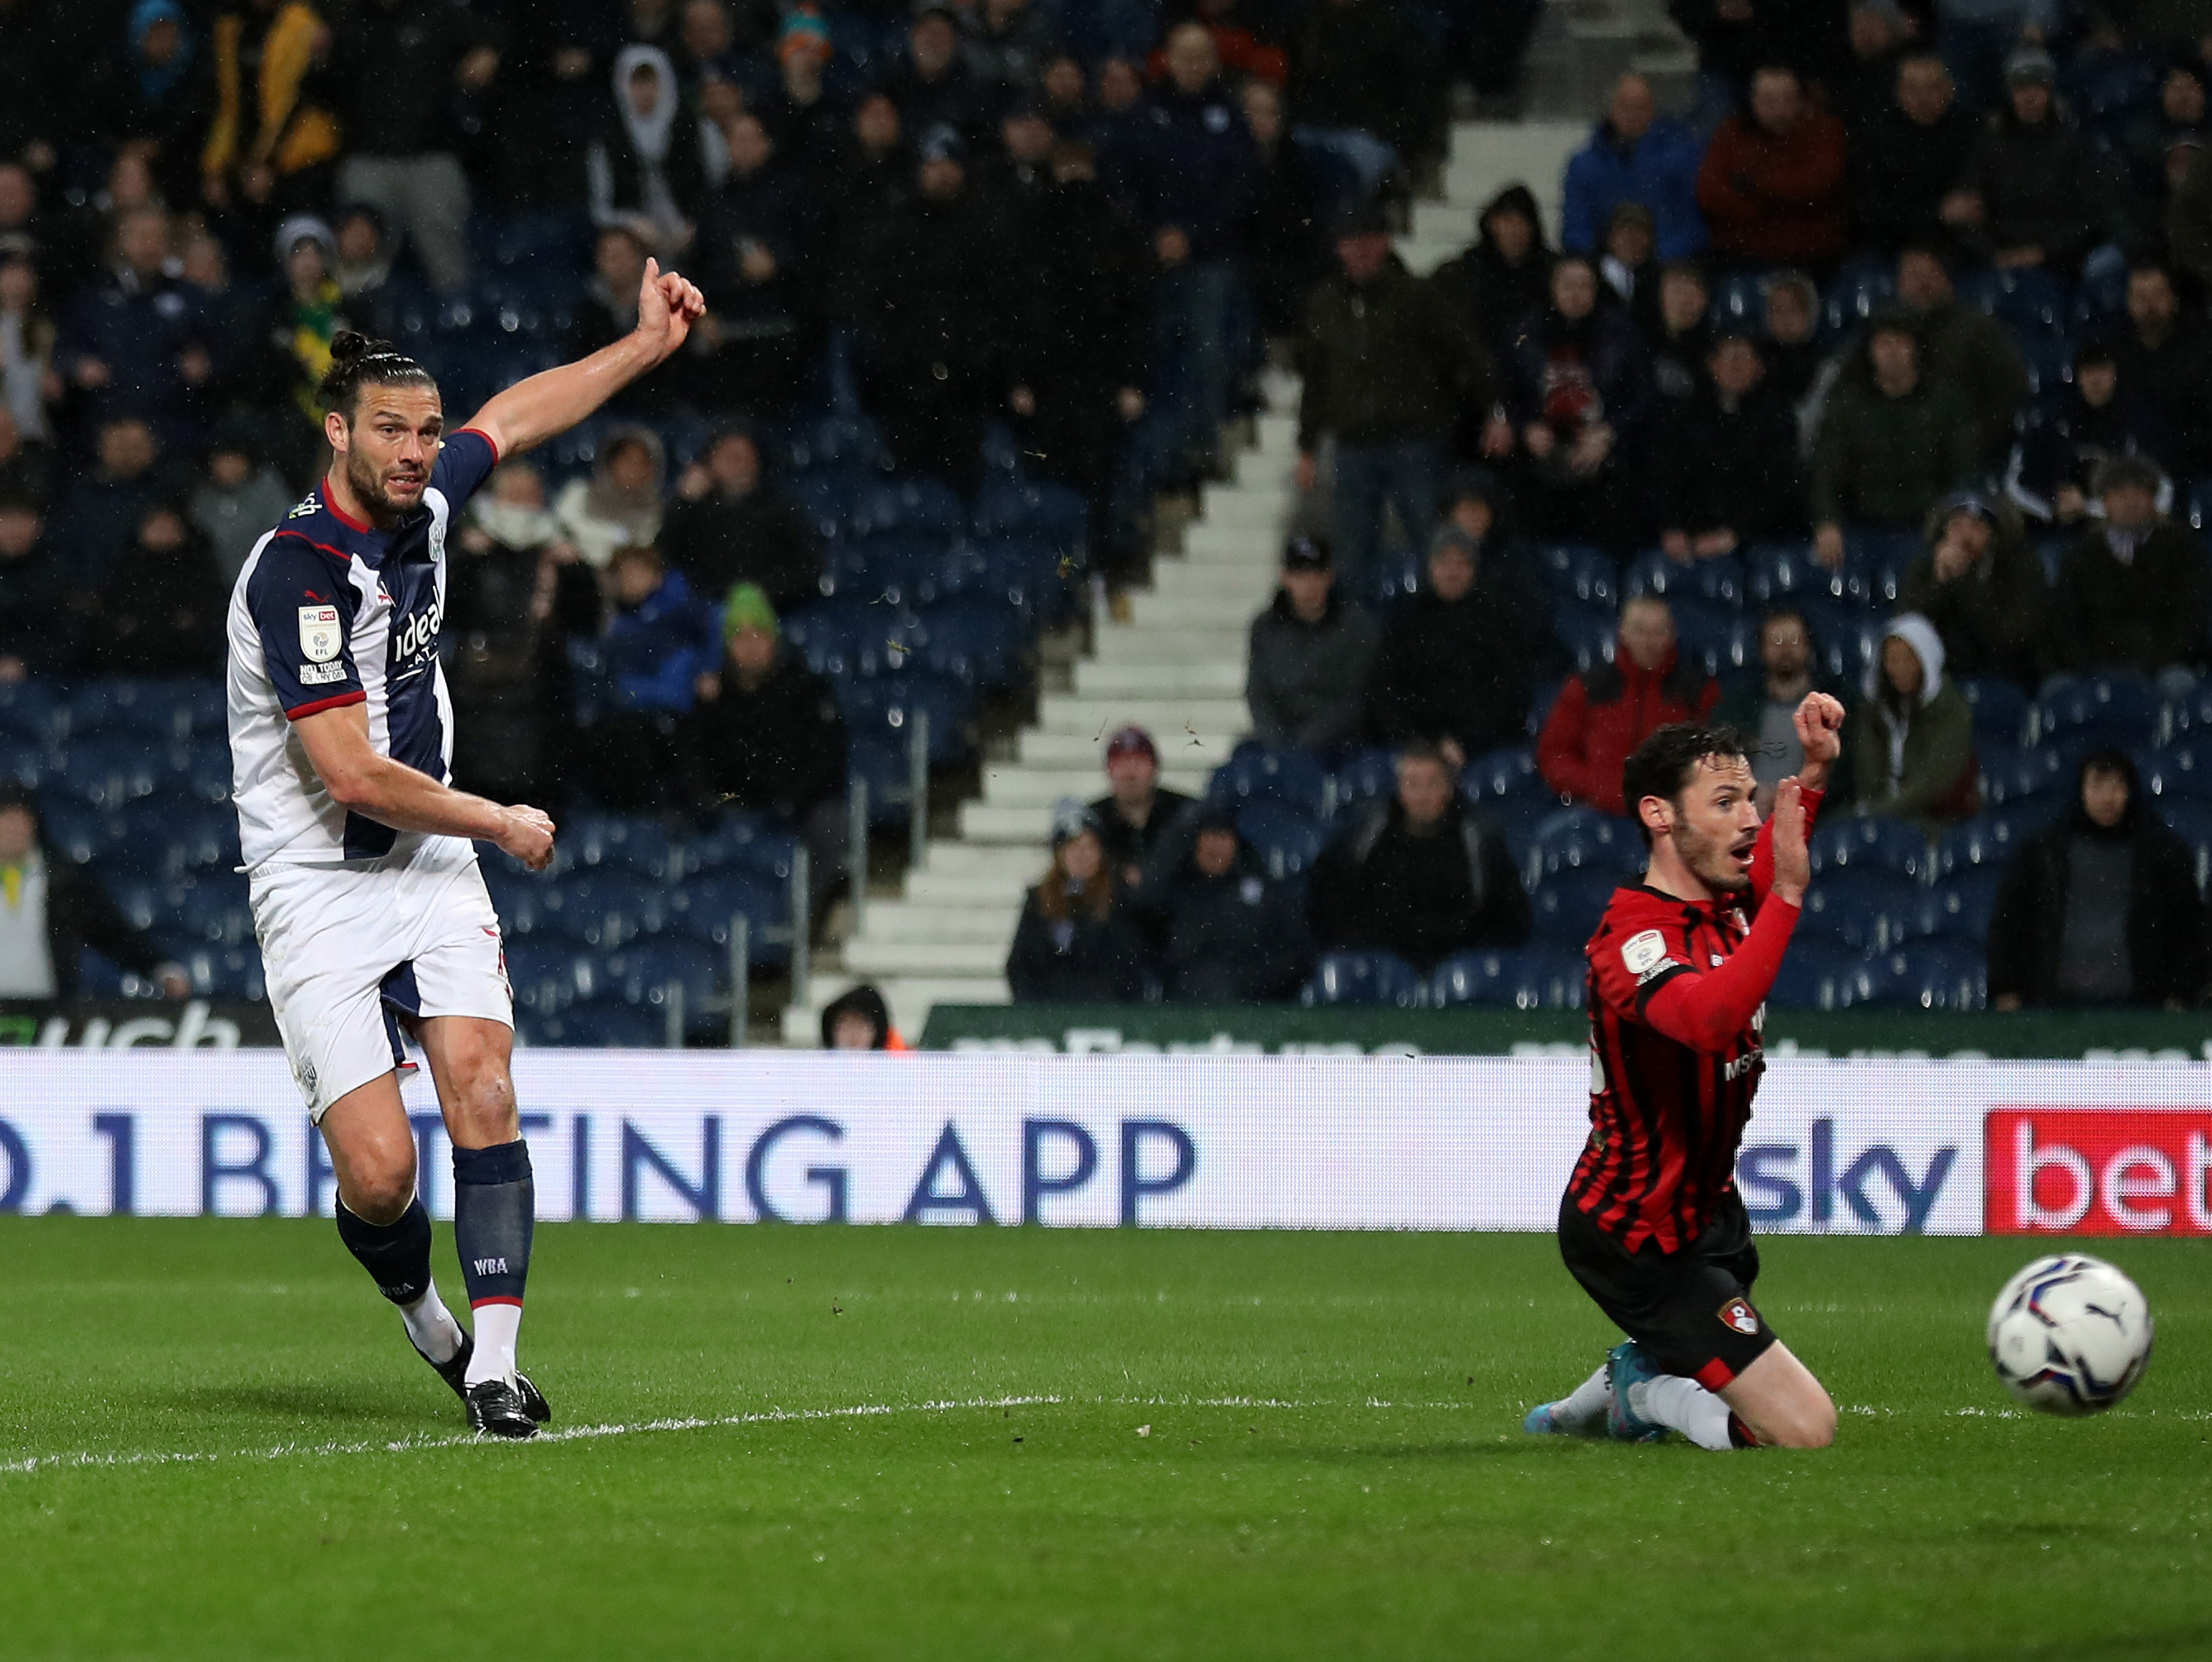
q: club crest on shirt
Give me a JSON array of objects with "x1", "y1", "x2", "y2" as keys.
[
  {"x1": 1717, "y1": 1296, "x2": 1760, "y2": 1336},
  {"x1": 298, "y1": 605, "x2": 343, "y2": 663}
]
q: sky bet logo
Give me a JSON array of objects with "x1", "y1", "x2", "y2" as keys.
[{"x1": 1736, "y1": 1118, "x2": 1957, "y2": 1232}]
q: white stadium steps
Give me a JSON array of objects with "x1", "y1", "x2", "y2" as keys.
[{"x1": 782, "y1": 115, "x2": 1595, "y2": 1045}]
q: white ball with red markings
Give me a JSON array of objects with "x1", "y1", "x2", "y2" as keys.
[{"x1": 1986, "y1": 1254, "x2": 2152, "y2": 1415}]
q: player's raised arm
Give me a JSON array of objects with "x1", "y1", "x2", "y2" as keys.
[
  {"x1": 1643, "y1": 780, "x2": 1809, "y2": 1051},
  {"x1": 462, "y1": 258, "x2": 707, "y2": 460},
  {"x1": 292, "y1": 702, "x2": 556, "y2": 871},
  {"x1": 1748, "y1": 691, "x2": 1843, "y2": 902}
]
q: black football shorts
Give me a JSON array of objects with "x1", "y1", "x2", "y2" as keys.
[{"x1": 1557, "y1": 1188, "x2": 1779, "y2": 1390}]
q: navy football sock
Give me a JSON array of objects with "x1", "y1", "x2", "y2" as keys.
[
  {"x1": 453, "y1": 1140, "x2": 534, "y2": 1386},
  {"x1": 336, "y1": 1194, "x2": 435, "y2": 1306}
]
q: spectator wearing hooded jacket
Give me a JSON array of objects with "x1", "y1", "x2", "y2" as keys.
[
  {"x1": 1811, "y1": 312, "x2": 1980, "y2": 568},
  {"x1": 1295, "y1": 209, "x2": 1500, "y2": 588},
  {"x1": 1946, "y1": 46, "x2": 2105, "y2": 278},
  {"x1": 1006, "y1": 801, "x2": 1149, "y2": 1002},
  {"x1": 1366, "y1": 507, "x2": 1543, "y2": 765},
  {"x1": 1431, "y1": 183, "x2": 1554, "y2": 353},
  {"x1": 1562, "y1": 74, "x2": 1709, "y2": 261},
  {"x1": 1307, "y1": 742, "x2": 1529, "y2": 973},
  {"x1": 1899, "y1": 490, "x2": 2046, "y2": 688},
  {"x1": 1135, "y1": 800, "x2": 1315, "y2": 1002},
  {"x1": 588, "y1": 44, "x2": 714, "y2": 258},
  {"x1": 1988, "y1": 750, "x2": 2210, "y2": 1009},
  {"x1": 1850, "y1": 612, "x2": 1979, "y2": 829},
  {"x1": 1499, "y1": 254, "x2": 1656, "y2": 550},
  {"x1": 1245, "y1": 536, "x2": 1380, "y2": 753},
  {"x1": 1538, "y1": 595, "x2": 1720, "y2": 814},
  {"x1": 1696, "y1": 66, "x2": 1850, "y2": 271}
]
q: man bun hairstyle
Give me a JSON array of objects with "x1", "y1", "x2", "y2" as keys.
[
  {"x1": 317, "y1": 329, "x2": 435, "y2": 420},
  {"x1": 1623, "y1": 722, "x2": 1754, "y2": 848}
]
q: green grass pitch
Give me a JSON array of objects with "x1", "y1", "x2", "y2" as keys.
[{"x1": 1, "y1": 1219, "x2": 2207, "y2": 1660}]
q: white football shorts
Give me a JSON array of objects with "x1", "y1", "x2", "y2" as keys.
[{"x1": 250, "y1": 835, "x2": 513, "y2": 1120}]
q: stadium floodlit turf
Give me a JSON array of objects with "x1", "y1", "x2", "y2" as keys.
[{"x1": 1, "y1": 1220, "x2": 2206, "y2": 1660}]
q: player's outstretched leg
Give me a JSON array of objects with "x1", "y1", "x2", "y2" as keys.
[
  {"x1": 1523, "y1": 1360, "x2": 1613, "y2": 1436},
  {"x1": 453, "y1": 1138, "x2": 540, "y2": 1438},
  {"x1": 335, "y1": 1191, "x2": 469, "y2": 1374}
]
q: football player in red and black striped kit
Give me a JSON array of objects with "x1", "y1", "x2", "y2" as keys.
[{"x1": 1524, "y1": 697, "x2": 1845, "y2": 1451}]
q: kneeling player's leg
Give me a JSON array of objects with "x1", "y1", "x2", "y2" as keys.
[
  {"x1": 1719, "y1": 1343, "x2": 1836, "y2": 1449},
  {"x1": 319, "y1": 1075, "x2": 467, "y2": 1365},
  {"x1": 417, "y1": 1014, "x2": 531, "y2": 1389}
]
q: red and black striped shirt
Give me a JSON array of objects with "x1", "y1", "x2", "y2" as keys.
[{"x1": 1565, "y1": 792, "x2": 1821, "y2": 1253}]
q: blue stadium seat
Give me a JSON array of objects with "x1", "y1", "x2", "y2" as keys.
[
  {"x1": 683, "y1": 814, "x2": 801, "y2": 881},
  {"x1": 847, "y1": 738, "x2": 914, "y2": 827},
  {"x1": 175, "y1": 876, "x2": 254, "y2": 946},
  {"x1": 1303, "y1": 949, "x2": 1426, "y2": 1007},
  {"x1": 1553, "y1": 604, "x2": 1617, "y2": 673},
  {"x1": 1624, "y1": 549, "x2": 1744, "y2": 608},
  {"x1": 1238, "y1": 800, "x2": 1326, "y2": 879},
  {"x1": 38, "y1": 802, "x2": 125, "y2": 866},
  {"x1": 838, "y1": 675, "x2": 972, "y2": 766},
  {"x1": 1799, "y1": 871, "x2": 1918, "y2": 951},
  {"x1": 972, "y1": 538, "x2": 1061, "y2": 621},
  {"x1": 521, "y1": 1000, "x2": 665, "y2": 1048},
  {"x1": 563, "y1": 814, "x2": 679, "y2": 881},
  {"x1": 1932, "y1": 809, "x2": 2049, "y2": 879},
  {"x1": 1744, "y1": 540, "x2": 1845, "y2": 607},
  {"x1": 1766, "y1": 939, "x2": 1868, "y2": 1009},
  {"x1": 50, "y1": 736, "x2": 170, "y2": 809},
  {"x1": 1821, "y1": 257, "x2": 1895, "y2": 336},
  {"x1": 1807, "y1": 814, "x2": 1929, "y2": 881},
  {"x1": 828, "y1": 536, "x2": 942, "y2": 608},
  {"x1": 1330, "y1": 748, "x2": 1399, "y2": 815},
  {"x1": 175, "y1": 943, "x2": 266, "y2": 1001},
  {"x1": 1907, "y1": 872, "x2": 2003, "y2": 944},
  {"x1": 1852, "y1": 531, "x2": 1919, "y2": 608},
  {"x1": 791, "y1": 471, "x2": 866, "y2": 539},
  {"x1": 118, "y1": 800, "x2": 236, "y2": 876},
  {"x1": 68, "y1": 680, "x2": 223, "y2": 742},
  {"x1": 973, "y1": 479, "x2": 1087, "y2": 554},
  {"x1": 1210, "y1": 744, "x2": 1331, "y2": 815},
  {"x1": 599, "y1": 939, "x2": 723, "y2": 1013},
  {"x1": 1370, "y1": 550, "x2": 1422, "y2": 607},
  {"x1": 102, "y1": 874, "x2": 180, "y2": 935},
  {"x1": 666, "y1": 870, "x2": 791, "y2": 964},
  {"x1": 1863, "y1": 941, "x2": 1986, "y2": 1010},
  {"x1": 1528, "y1": 867, "x2": 1623, "y2": 947},
  {"x1": 541, "y1": 872, "x2": 668, "y2": 949},
  {"x1": 0, "y1": 680, "x2": 62, "y2": 744},
  {"x1": 502, "y1": 939, "x2": 595, "y2": 1013},
  {"x1": 1528, "y1": 676, "x2": 1566, "y2": 738},
  {"x1": 1429, "y1": 945, "x2": 1586, "y2": 1010},
  {"x1": 844, "y1": 606, "x2": 928, "y2": 679},
  {"x1": 1536, "y1": 543, "x2": 1618, "y2": 611},
  {"x1": 480, "y1": 867, "x2": 555, "y2": 937},
  {"x1": 2017, "y1": 333, "x2": 2073, "y2": 399},
  {"x1": 2035, "y1": 675, "x2": 2162, "y2": 751},
  {"x1": 1529, "y1": 805, "x2": 1644, "y2": 881},
  {"x1": 784, "y1": 414, "x2": 890, "y2": 475},
  {"x1": 1955, "y1": 267, "x2": 2067, "y2": 337},
  {"x1": 1978, "y1": 743, "x2": 2070, "y2": 809},
  {"x1": 1956, "y1": 677, "x2": 2032, "y2": 751},
  {"x1": 1709, "y1": 271, "x2": 1767, "y2": 330},
  {"x1": 1669, "y1": 604, "x2": 1754, "y2": 679},
  {"x1": 2136, "y1": 742, "x2": 2212, "y2": 802},
  {"x1": 919, "y1": 598, "x2": 1026, "y2": 689},
  {"x1": 0, "y1": 735, "x2": 47, "y2": 789},
  {"x1": 1461, "y1": 743, "x2": 1545, "y2": 807},
  {"x1": 2163, "y1": 682, "x2": 2212, "y2": 743},
  {"x1": 176, "y1": 738, "x2": 232, "y2": 805},
  {"x1": 781, "y1": 603, "x2": 860, "y2": 678}
]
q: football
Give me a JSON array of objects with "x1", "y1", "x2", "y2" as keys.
[{"x1": 1987, "y1": 1254, "x2": 2155, "y2": 1415}]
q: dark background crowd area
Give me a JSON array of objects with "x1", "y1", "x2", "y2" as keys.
[{"x1": 6, "y1": 0, "x2": 2212, "y2": 1030}]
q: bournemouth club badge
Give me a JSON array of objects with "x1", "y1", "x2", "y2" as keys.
[
  {"x1": 298, "y1": 605, "x2": 343, "y2": 663},
  {"x1": 1717, "y1": 1297, "x2": 1760, "y2": 1336}
]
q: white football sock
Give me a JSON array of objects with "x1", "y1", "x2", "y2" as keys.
[
  {"x1": 1548, "y1": 1363, "x2": 1613, "y2": 1434},
  {"x1": 465, "y1": 1302, "x2": 522, "y2": 1387},
  {"x1": 400, "y1": 1282, "x2": 464, "y2": 1366},
  {"x1": 1629, "y1": 1374, "x2": 1738, "y2": 1451}
]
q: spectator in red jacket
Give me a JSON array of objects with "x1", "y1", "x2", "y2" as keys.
[
  {"x1": 1537, "y1": 595, "x2": 1720, "y2": 814},
  {"x1": 1696, "y1": 65, "x2": 1850, "y2": 272}
]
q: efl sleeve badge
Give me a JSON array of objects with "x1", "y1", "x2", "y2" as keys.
[{"x1": 298, "y1": 605, "x2": 343, "y2": 664}]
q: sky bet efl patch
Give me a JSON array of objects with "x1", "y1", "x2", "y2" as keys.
[{"x1": 298, "y1": 605, "x2": 342, "y2": 664}]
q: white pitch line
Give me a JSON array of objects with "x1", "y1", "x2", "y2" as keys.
[{"x1": 0, "y1": 1394, "x2": 1482, "y2": 1479}]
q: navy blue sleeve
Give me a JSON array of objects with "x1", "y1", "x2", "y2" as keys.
[
  {"x1": 431, "y1": 426, "x2": 501, "y2": 511},
  {"x1": 247, "y1": 536, "x2": 364, "y2": 718}
]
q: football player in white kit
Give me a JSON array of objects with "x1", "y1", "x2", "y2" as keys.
[{"x1": 227, "y1": 261, "x2": 704, "y2": 1437}]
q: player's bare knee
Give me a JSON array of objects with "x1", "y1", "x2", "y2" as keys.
[
  {"x1": 343, "y1": 1160, "x2": 417, "y2": 1225},
  {"x1": 449, "y1": 1058, "x2": 519, "y2": 1146}
]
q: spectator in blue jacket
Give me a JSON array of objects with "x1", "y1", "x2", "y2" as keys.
[
  {"x1": 1131, "y1": 22, "x2": 1260, "y2": 486},
  {"x1": 51, "y1": 206, "x2": 211, "y2": 446},
  {"x1": 583, "y1": 542, "x2": 722, "y2": 808},
  {"x1": 1562, "y1": 73, "x2": 1709, "y2": 260}
]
